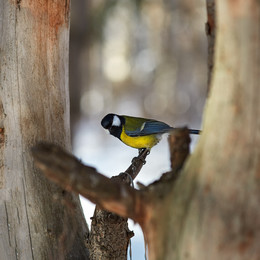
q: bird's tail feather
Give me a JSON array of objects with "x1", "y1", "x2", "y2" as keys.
[{"x1": 169, "y1": 127, "x2": 201, "y2": 135}]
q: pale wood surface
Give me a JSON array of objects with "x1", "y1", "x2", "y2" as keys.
[{"x1": 0, "y1": 1, "x2": 88, "y2": 259}]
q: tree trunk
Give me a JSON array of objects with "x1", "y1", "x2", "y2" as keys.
[
  {"x1": 0, "y1": 1, "x2": 88, "y2": 259},
  {"x1": 149, "y1": 0, "x2": 260, "y2": 259}
]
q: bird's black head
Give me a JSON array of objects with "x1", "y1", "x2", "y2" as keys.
[{"x1": 101, "y1": 113, "x2": 124, "y2": 139}]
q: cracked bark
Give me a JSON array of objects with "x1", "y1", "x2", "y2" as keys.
[{"x1": 0, "y1": 1, "x2": 89, "y2": 259}]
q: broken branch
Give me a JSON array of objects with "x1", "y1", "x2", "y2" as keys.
[{"x1": 32, "y1": 143, "x2": 141, "y2": 219}]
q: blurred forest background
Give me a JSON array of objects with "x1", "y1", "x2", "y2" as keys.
[{"x1": 69, "y1": 0, "x2": 207, "y2": 258}]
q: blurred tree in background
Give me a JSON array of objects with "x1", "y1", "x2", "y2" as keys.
[{"x1": 69, "y1": 0, "x2": 207, "y2": 136}]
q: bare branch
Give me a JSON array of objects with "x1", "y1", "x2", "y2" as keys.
[
  {"x1": 32, "y1": 143, "x2": 142, "y2": 220},
  {"x1": 168, "y1": 128, "x2": 190, "y2": 173},
  {"x1": 143, "y1": 128, "x2": 191, "y2": 190},
  {"x1": 112, "y1": 149, "x2": 149, "y2": 184}
]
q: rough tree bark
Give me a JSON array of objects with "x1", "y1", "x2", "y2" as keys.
[
  {"x1": 86, "y1": 150, "x2": 149, "y2": 259},
  {"x1": 31, "y1": 0, "x2": 260, "y2": 259},
  {"x1": 0, "y1": 1, "x2": 88, "y2": 259}
]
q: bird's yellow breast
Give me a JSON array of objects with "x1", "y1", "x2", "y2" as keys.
[{"x1": 120, "y1": 126, "x2": 160, "y2": 149}]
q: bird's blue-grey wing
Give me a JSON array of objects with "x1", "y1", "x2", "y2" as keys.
[{"x1": 125, "y1": 120, "x2": 173, "y2": 136}]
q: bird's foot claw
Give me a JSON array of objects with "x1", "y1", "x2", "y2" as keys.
[{"x1": 138, "y1": 148, "x2": 146, "y2": 155}]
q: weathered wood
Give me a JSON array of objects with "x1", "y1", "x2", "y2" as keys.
[
  {"x1": 0, "y1": 1, "x2": 88, "y2": 259},
  {"x1": 32, "y1": 143, "x2": 148, "y2": 222},
  {"x1": 156, "y1": 1, "x2": 260, "y2": 259},
  {"x1": 87, "y1": 207, "x2": 134, "y2": 260}
]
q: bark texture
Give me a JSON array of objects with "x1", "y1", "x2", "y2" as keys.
[
  {"x1": 0, "y1": 1, "x2": 88, "y2": 259},
  {"x1": 87, "y1": 207, "x2": 133, "y2": 260},
  {"x1": 160, "y1": 1, "x2": 260, "y2": 259}
]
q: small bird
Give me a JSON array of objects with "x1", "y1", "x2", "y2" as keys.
[{"x1": 101, "y1": 113, "x2": 200, "y2": 152}]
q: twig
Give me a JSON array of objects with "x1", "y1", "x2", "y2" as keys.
[{"x1": 112, "y1": 149, "x2": 150, "y2": 184}]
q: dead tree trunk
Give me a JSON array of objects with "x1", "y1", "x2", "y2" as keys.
[{"x1": 0, "y1": 1, "x2": 88, "y2": 259}]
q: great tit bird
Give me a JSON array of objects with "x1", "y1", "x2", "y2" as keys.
[{"x1": 101, "y1": 113, "x2": 200, "y2": 151}]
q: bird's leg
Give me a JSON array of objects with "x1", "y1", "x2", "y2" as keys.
[
  {"x1": 138, "y1": 148, "x2": 147, "y2": 155},
  {"x1": 138, "y1": 148, "x2": 143, "y2": 155}
]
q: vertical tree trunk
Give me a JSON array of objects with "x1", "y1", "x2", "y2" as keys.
[
  {"x1": 0, "y1": 1, "x2": 88, "y2": 259},
  {"x1": 157, "y1": 0, "x2": 260, "y2": 259}
]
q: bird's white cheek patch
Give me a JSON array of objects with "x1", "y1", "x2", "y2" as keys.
[{"x1": 112, "y1": 115, "x2": 121, "y2": 126}]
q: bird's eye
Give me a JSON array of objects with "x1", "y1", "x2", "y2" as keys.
[{"x1": 101, "y1": 115, "x2": 113, "y2": 129}]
